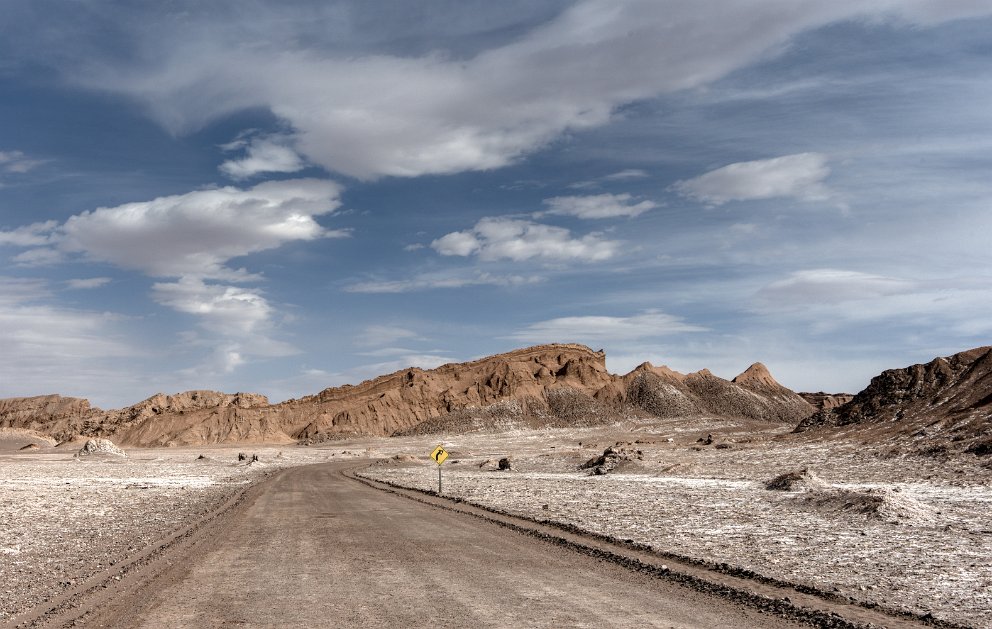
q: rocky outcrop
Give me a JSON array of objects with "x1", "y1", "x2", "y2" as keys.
[
  {"x1": 1, "y1": 344, "x2": 814, "y2": 445},
  {"x1": 799, "y1": 392, "x2": 855, "y2": 411},
  {"x1": 795, "y1": 347, "x2": 992, "y2": 455},
  {"x1": 0, "y1": 395, "x2": 97, "y2": 437}
]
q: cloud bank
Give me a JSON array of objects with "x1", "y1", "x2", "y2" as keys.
[{"x1": 50, "y1": 1, "x2": 991, "y2": 180}]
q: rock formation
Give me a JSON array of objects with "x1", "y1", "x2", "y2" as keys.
[
  {"x1": 0, "y1": 344, "x2": 814, "y2": 446},
  {"x1": 795, "y1": 346, "x2": 992, "y2": 456}
]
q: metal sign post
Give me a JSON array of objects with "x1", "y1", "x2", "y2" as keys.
[{"x1": 429, "y1": 444, "x2": 449, "y2": 493}]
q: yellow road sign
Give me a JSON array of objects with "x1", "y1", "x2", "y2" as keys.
[{"x1": 430, "y1": 444, "x2": 449, "y2": 465}]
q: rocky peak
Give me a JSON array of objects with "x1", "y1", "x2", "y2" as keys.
[{"x1": 732, "y1": 362, "x2": 780, "y2": 389}]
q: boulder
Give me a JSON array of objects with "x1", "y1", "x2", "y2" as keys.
[{"x1": 77, "y1": 438, "x2": 126, "y2": 457}]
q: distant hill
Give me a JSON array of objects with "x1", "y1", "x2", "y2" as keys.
[
  {"x1": 0, "y1": 344, "x2": 813, "y2": 446},
  {"x1": 795, "y1": 346, "x2": 992, "y2": 456}
]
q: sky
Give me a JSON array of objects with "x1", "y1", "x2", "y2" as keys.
[{"x1": 1, "y1": 1, "x2": 991, "y2": 408}]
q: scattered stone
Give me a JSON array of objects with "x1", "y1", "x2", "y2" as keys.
[
  {"x1": 765, "y1": 468, "x2": 825, "y2": 491},
  {"x1": 579, "y1": 445, "x2": 642, "y2": 475}
]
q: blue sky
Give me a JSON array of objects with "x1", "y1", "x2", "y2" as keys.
[{"x1": 1, "y1": 1, "x2": 991, "y2": 408}]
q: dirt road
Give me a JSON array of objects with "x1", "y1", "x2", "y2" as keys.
[{"x1": 45, "y1": 462, "x2": 803, "y2": 629}]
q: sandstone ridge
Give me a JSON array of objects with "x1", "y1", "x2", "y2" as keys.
[{"x1": 0, "y1": 344, "x2": 813, "y2": 446}]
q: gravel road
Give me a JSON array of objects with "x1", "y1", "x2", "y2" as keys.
[{"x1": 46, "y1": 462, "x2": 803, "y2": 629}]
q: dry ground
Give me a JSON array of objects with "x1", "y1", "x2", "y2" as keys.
[
  {"x1": 361, "y1": 418, "x2": 992, "y2": 629},
  {"x1": 3, "y1": 418, "x2": 991, "y2": 627},
  {"x1": 0, "y1": 440, "x2": 372, "y2": 623}
]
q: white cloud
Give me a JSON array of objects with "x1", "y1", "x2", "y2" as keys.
[
  {"x1": 432, "y1": 217, "x2": 620, "y2": 262},
  {"x1": 431, "y1": 231, "x2": 480, "y2": 257},
  {"x1": 541, "y1": 193, "x2": 656, "y2": 219},
  {"x1": 219, "y1": 133, "x2": 307, "y2": 180},
  {"x1": 1, "y1": 179, "x2": 349, "y2": 373},
  {"x1": 63, "y1": 2, "x2": 992, "y2": 180},
  {"x1": 66, "y1": 277, "x2": 112, "y2": 290},
  {"x1": 672, "y1": 153, "x2": 831, "y2": 206},
  {"x1": 0, "y1": 220, "x2": 58, "y2": 246},
  {"x1": 344, "y1": 270, "x2": 543, "y2": 294},
  {"x1": 55, "y1": 178, "x2": 344, "y2": 280},
  {"x1": 151, "y1": 277, "x2": 273, "y2": 335},
  {"x1": 508, "y1": 310, "x2": 706, "y2": 344}
]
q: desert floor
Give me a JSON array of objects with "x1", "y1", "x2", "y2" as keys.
[{"x1": 2, "y1": 418, "x2": 991, "y2": 627}]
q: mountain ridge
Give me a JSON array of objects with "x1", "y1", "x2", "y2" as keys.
[
  {"x1": 795, "y1": 346, "x2": 992, "y2": 456},
  {"x1": 1, "y1": 344, "x2": 811, "y2": 446}
]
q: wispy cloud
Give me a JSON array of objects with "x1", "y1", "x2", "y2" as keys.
[
  {"x1": 756, "y1": 269, "x2": 914, "y2": 305},
  {"x1": 754, "y1": 269, "x2": 992, "y2": 335},
  {"x1": 12, "y1": 247, "x2": 63, "y2": 267},
  {"x1": 65, "y1": 277, "x2": 112, "y2": 290},
  {"x1": 0, "y1": 150, "x2": 44, "y2": 175},
  {"x1": 604, "y1": 169, "x2": 649, "y2": 181},
  {"x1": 508, "y1": 310, "x2": 706, "y2": 344},
  {"x1": 540, "y1": 193, "x2": 656, "y2": 219},
  {"x1": 344, "y1": 270, "x2": 542, "y2": 294},
  {"x1": 0, "y1": 277, "x2": 140, "y2": 403},
  {"x1": 0, "y1": 220, "x2": 59, "y2": 247},
  {"x1": 151, "y1": 276, "x2": 298, "y2": 373},
  {"x1": 672, "y1": 153, "x2": 831, "y2": 206}
]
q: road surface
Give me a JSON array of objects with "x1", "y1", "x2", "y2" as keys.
[{"x1": 74, "y1": 463, "x2": 802, "y2": 628}]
